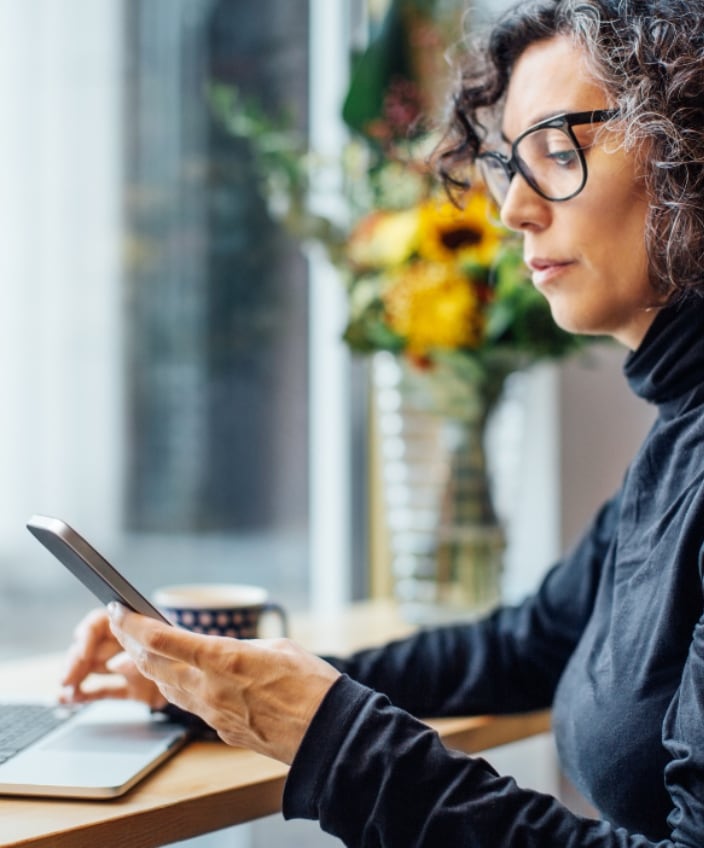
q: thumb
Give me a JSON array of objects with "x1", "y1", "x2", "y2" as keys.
[{"x1": 106, "y1": 651, "x2": 133, "y2": 675}]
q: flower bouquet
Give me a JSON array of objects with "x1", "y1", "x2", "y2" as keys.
[{"x1": 209, "y1": 0, "x2": 594, "y2": 619}]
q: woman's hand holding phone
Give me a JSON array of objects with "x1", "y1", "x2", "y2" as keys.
[{"x1": 106, "y1": 602, "x2": 341, "y2": 765}]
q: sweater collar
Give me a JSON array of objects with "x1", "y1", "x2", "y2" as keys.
[{"x1": 624, "y1": 295, "x2": 704, "y2": 408}]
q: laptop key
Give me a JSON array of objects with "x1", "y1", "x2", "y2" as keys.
[{"x1": 0, "y1": 704, "x2": 74, "y2": 762}]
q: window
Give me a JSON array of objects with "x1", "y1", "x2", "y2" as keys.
[{"x1": 0, "y1": 0, "x2": 359, "y2": 661}]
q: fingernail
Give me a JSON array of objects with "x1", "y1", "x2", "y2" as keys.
[
  {"x1": 59, "y1": 685, "x2": 74, "y2": 703},
  {"x1": 107, "y1": 601, "x2": 121, "y2": 618},
  {"x1": 106, "y1": 654, "x2": 124, "y2": 672}
]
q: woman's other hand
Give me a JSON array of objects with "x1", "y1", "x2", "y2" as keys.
[
  {"x1": 108, "y1": 603, "x2": 341, "y2": 764},
  {"x1": 60, "y1": 607, "x2": 166, "y2": 708}
]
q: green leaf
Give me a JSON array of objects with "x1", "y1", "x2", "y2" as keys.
[{"x1": 342, "y1": 0, "x2": 413, "y2": 137}]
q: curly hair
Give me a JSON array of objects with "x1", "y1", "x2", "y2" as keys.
[{"x1": 435, "y1": 0, "x2": 704, "y2": 298}]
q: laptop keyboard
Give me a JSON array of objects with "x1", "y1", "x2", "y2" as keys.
[{"x1": 0, "y1": 703, "x2": 74, "y2": 764}]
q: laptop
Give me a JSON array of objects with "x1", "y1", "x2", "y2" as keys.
[{"x1": 0, "y1": 696, "x2": 190, "y2": 799}]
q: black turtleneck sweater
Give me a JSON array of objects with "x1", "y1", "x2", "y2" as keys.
[{"x1": 283, "y1": 296, "x2": 704, "y2": 846}]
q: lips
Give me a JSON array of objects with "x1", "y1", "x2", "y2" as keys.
[
  {"x1": 527, "y1": 257, "x2": 573, "y2": 272},
  {"x1": 526, "y1": 256, "x2": 576, "y2": 286}
]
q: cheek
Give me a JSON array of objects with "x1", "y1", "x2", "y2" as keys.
[
  {"x1": 579, "y1": 189, "x2": 649, "y2": 275},
  {"x1": 613, "y1": 209, "x2": 649, "y2": 290}
]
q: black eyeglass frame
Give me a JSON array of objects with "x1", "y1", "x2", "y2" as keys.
[{"x1": 476, "y1": 109, "x2": 619, "y2": 204}]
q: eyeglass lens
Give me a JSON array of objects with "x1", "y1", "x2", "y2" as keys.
[{"x1": 478, "y1": 125, "x2": 586, "y2": 206}]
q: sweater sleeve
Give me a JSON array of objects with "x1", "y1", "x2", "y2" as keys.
[
  {"x1": 661, "y1": 603, "x2": 704, "y2": 844},
  {"x1": 283, "y1": 675, "x2": 669, "y2": 847},
  {"x1": 326, "y1": 493, "x2": 620, "y2": 717}
]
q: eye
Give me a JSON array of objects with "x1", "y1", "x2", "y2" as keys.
[
  {"x1": 546, "y1": 148, "x2": 579, "y2": 168},
  {"x1": 537, "y1": 129, "x2": 579, "y2": 167},
  {"x1": 520, "y1": 127, "x2": 571, "y2": 164}
]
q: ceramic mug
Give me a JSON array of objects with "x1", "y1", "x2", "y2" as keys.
[{"x1": 152, "y1": 583, "x2": 288, "y2": 638}]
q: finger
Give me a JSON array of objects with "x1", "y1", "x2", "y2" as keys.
[
  {"x1": 106, "y1": 651, "x2": 166, "y2": 704},
  {"x1": 63, "y1": 634, "x2": 121, "y2": 675},
  {"x1": 105, "y1": 651, "x2": 135, "y2": 675},
  {"x1": 108, "y1": 603, "x2": 220, "y2": 668},
  {"x1": 110, "y1": 649, "x2": 171, "y2": 707},
  {"x1": 62, "y1": 683, "x2": 131, "y2": 703},
  {"x1": 107, "y1": 606, "x2": 202, "y2": 699},
  {"x1": 60, "y1": 651, "x2": 168, "y2": 709},
  {"x1": 61, "y1": 609, "x2": 117, "y2": 687},
  {"x1": 59, "y1": 651, "x2": 131, "y2": 704},
  {"x1": 72, "y1": 607, "x2": 112, "y2": 651}
]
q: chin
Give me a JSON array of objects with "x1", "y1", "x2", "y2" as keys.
[
  {"x1": 545, "y1": 298, "x2": 603, "y2": 338},
  {"x1": 544, "y1": 303, "x2": 581, "y2": 336}
]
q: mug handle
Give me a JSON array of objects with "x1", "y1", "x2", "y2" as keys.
[{"x1": 260, "y1": 602, "x2": 288, "y2": 637}]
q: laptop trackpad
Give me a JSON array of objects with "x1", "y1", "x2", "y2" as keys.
[
  {"x1": 0, "y1": 699, "x2": 187, "y2": 798},
  {"x1": 40, "y1": 721, "x2": 179, "y2": 754}
]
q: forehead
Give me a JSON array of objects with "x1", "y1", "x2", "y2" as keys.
[{"x1": 502, "y1": 35, "x2": 609, "y2": 138}]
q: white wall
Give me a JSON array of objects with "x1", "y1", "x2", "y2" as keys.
[
  {"x1": 490, "y1": 364, "x2": 561, "y2": 603},
  {"x1": 559, "y1": 344, "x2": 656, "y2": 550},
  {"x1": 493, "y1": 344, "x2": 656, "y2": 604}
]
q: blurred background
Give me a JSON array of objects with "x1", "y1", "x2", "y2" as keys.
[{"x1": 0, "y1": 1, "x2": 654, "y2": 845}]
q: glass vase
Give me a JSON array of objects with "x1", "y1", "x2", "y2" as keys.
[{"x1": 374, "y1": 352, "x2": 507, "y2": 624}]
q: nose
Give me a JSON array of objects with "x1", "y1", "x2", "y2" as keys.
[{"x1": 499, "y1": 172, "x2": 550, "y2": 233}]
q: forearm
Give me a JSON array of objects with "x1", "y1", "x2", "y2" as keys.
[
  {"x1": 284, "y1": 676, "x2": 667, "y2": 848},
  {"x1": 325, "y1": 595, "x2": 579, "y2": 718}
]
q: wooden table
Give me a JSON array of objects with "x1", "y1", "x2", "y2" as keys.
[{"x1": 1, "y1": 601, "x2": 550, "y2": 848}]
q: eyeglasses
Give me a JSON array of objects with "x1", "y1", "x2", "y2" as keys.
[{"x1": 467, "y1": 110, "x2": 618, "y2": 207}]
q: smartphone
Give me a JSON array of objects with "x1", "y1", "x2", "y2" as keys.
[{"x1": 26, "y1": 514, "x2": 172, "y2": 625}]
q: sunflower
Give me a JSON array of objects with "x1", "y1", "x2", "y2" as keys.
[
  {"x1": 383, "y1": 261, "x2": 485, "y2": 356},
  {"x1": 346, "y1": 207, "x2": 420, "y2": 270},
  {"x1": 416, "y1": 191, "x2": 505, "y2": 268}
]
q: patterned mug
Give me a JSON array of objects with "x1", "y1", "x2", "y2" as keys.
[{"x1": 152, "y1": 583, "x2": 288, "y2": 638}]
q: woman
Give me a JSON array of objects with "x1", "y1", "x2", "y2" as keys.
[{"x1": 62, "y1": 1, "x2": 704, "y2": 844}]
